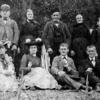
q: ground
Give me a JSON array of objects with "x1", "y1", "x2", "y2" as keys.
[{"x1": 0, "y1": 90, "x2": 100, "y2": 100}]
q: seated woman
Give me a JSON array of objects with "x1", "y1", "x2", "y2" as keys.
[
  {"x1": 20, "y1": 40, "x2": 59, "y2": 89},
  {"x1": 0, "y1": 43, "x2": 18, "y2": 92}
]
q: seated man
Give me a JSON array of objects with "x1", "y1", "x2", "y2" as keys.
[
  {"x1": 51, "y1": 42, "x2": 86, "y2": 90},
  {"x1": 78, "y1": 45, "x2": 100, "y2": 90}
]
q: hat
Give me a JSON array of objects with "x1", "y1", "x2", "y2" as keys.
[
  {"x1": 1, "y1": 4, "x2": 10, "y2": 11},
  {"x1": 25, "y1": 39, "x2": 38, "y2": 46},
  {"x1": 25, "y1": 38, "x2": 43, "y2": 47}
]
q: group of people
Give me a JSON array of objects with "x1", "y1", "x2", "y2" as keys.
[{"x1": 0, "y1": 3, "x2": 100, "y2": 92}]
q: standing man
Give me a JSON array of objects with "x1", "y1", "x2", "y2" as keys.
[
  {"x1": 0, "y1": 4, "x2": 19, "y2": 48},
  {"x1": 0, "y1": 4, "x2": 20, "y2": 77},
  {"x1": 42, "y1": 11, "x2": 71, "y2": 63}
]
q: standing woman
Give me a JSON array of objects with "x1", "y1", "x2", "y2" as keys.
[
  {"x1": 19, "y1": 9, "x2": 41, "y2": 56},
  {"x1": 71, "y1": 14, "x2": 90, "y2": 67},
  {"x1": 20, "y1": 40, "x2": 59, "y2": 89}
]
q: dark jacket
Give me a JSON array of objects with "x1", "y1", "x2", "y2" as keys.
[
  {"x1": 78, "y1": 57, "x2": 100, "y2": 78},
  {"x1": 42, "y1": 20, "x2": 71, "y2": 49}
]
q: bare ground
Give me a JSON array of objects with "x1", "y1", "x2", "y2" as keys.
[{"x1": 0, "y1": 90, "x2": 100, "y2": 100}]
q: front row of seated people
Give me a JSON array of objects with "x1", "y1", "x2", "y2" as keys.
[{"x1": 0, "y1": 39, "x2": 100, "y2": 92}]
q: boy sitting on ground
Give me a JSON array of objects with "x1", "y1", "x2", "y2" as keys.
[
  {"x1": 51, "y1": 43, "x2": 86, "y2": 90},
  {"x1": 78, "y1": 45, "x2": 100, "y2": 91}
]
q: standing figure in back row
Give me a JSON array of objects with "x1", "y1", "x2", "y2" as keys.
[
  {"x1": 19, "y1": 8, "x2": 41, "y2": 56},
  {"x1": 71, "y1": 14, "x2": 90, "y2": 67},
  {"x1": 0, "y1": 4, "x2": 19, "y2": 49},
  {"x1": 42, "y1": 10, "x2": 71, "y2": 63}
]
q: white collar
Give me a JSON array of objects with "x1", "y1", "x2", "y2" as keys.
[
  {"x1": 61, "y1": 55, "x2": 68, "y2": 59},
  {"x1": 89, "y1": 57, "x2": 95, "y2": 61},
  {"x1": 30, "y1": 54, "x2": 36, "y2": 57}
]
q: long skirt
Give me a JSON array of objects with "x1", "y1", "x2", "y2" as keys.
[{"x1": 23, "y1": 67, "x2": 58, "y2": 89}]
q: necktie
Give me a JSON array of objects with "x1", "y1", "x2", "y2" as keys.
[
  {"x1": 63, "y1": 56, "x2": 68, "y2": 65},
  {"x1": 90, "y1": 58, "x2": 95, "y2": 67}
]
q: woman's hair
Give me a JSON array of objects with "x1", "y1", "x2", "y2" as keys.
[{"x1": 27, "y1": 45, "x2": 41, "y2": 58}]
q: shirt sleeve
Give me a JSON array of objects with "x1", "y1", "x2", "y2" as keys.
[{"x1": 12, "y1": 20, "x2": 20, "y2": 44}]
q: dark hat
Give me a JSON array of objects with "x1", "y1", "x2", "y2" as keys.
[
  {"x1": 24, "y1": 38, "x2": 38, "y2": 46},
  {"x1": 1, "y1": 4, "x2": 10, "y2": 11},
  {"x1": 51, "y1": 8, "x2": 60, "y2": 14},
  {"x1": 25, "y1": 38, "x2": 43, "y2": 47}
]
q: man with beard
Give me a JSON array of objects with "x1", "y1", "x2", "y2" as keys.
[{"x1": 42, "y1": 11, "x2": 71, "y2": 63}]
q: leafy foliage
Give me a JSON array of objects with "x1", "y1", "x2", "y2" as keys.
[{"x1": 0, "y1": 0, "x2": 100, "y2": 30}]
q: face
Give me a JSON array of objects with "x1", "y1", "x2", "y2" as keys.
[
  {"x1": 0, "y1": 10, "x2": 10, "y2": 18},
  {"x1": 76, "y1": 14, "x2": 83, "y2": 23},
  {"x1": 29, "y1": 45, "x2": 37, "y2": 55},
  {"x1": 59, "y1": 45, "x2": 69, "y2": 56},
  {"x1": 87, "y1": 47, "x2": 97, "y2": 58},
  {"x1": 26, "y1": 9, "x2": 34, "y2": 20},
  {"x1": 52, "y1": 12, "x2": 61, "y2": 21},
  {"x1": 0, "y1": 47, "x2": 6, "y2": 54}
]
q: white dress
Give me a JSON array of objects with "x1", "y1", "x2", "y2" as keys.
[
  {"x1": 23, "y1": 67, "x2": 58, "y2": 89},
  {"x1": 0, "y1": 55, "x2": 18, "y2": 92}
]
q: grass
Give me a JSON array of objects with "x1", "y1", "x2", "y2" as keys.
[{"x1": 0, "y1": 90, "x2": 100, "y2": 100}]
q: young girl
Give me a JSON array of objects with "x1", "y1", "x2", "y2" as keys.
[
  {"x1": 20, "y1": 40, "x2": 60, "y2": 89},
  {"x1": 0, "y1": 43, "x2": 18, "y2": 92}
]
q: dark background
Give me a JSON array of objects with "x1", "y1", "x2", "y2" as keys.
[{"x1": 0, "y1": 0, "x2": 100, "y2": 31}]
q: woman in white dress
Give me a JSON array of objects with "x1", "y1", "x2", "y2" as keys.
[
  {"x1": 0, "y1": 44, "x2": 18, "y2": 92},
  {"x1": 20, "y1": 40, "x2": 60, "y2": 89}
]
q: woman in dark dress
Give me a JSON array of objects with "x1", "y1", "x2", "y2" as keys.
[
  {"x1": 71, "y1": 14, "x2": 90, "y2": 66},
  {"x1": 19, "y1": 9, "x2": 41, "y2": 55}
]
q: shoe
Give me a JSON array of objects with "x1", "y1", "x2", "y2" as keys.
[
  {"x1": 56, "y1": 85, "x2": 62, "y2": 90},
  {"x1": 30, "y1": 86, "x2": 36, "y2": 90},
  {"x1": 79, "y1": 85, "x2": 92, "y2": 91}
]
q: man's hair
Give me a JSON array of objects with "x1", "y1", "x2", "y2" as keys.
[
  {"x1": 59, "y1": 42, "x2": 69, "y2": 48},
  {"x1": 86, "y1": 45, "x2": 96, "y2": 51}
]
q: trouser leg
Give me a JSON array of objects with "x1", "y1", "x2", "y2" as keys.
[{"x1": 62, "y1": 74, "x2": 82, "y2": 90}]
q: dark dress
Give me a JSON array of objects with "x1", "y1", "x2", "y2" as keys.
[
  {"x1": 19, "y1": 20, "x2": 41, "y2": 55},
  {"x1": 71, "y1": 23, "x2": 90, "y2": 66}
]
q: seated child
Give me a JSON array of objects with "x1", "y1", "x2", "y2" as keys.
[
  {"x1": 0, "y1": 43, "x2": 18, "y2": 92},
  {"x1": 78, "y1": 45, "x2": 100, "y2": 90},
  {"x1": 20, "y1": 40, "x2": 60, "y2": 89},
  {"x1": 51, "y1": 43, "x2": 86, "y2": 90}
]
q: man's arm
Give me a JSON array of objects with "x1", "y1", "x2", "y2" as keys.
[
  {"x1": 13, "y1": 20, "x2": 20, "y2": 45},
  {"x1": 42, "y1": 22, "x2": 51, "y2": 49},
  {"x1": 69, "y1": 58, "x2": 77, "y2": 71},
  {"x1": 51, "y1": 57, "x2": 60, "y2": 75},
  {"x1": 64, "y1": 23, "x2": 71, "y2": 44}
]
